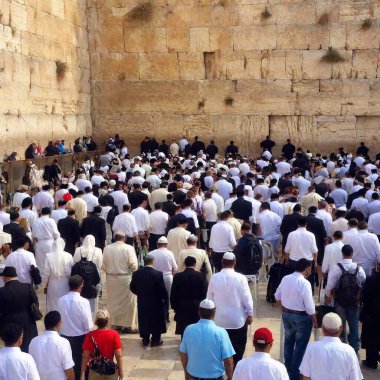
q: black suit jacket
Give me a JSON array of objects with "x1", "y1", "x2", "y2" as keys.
[
  {"x1": 162, "y1": 201, "x2": 176, "y2": 217},
  {"x1": 170, "y1": 268, "x2": 208, "y2": 335},
  {"x1": 3, "y1": 222, "x2": 33, "y2": 252},
  {"x1": 231, "y1": 197, "x2": 252, "y2": 222},
  {"x1": 80, "y1": 214, "x2": 106, "y2": 250},
  {"x1": 128, "y1": 191, "x2": 148, "y2": 210},
  {"x1": 0, "y1": 280, "x2": 38, "y2": 352},
  {"x1": 305, "y1": 214, "x2": 327, "y2": 258},
  {"x1": 58, "y1": 216, "x2": 81, "y2": 254},
  {"x1": 166, "y1": 213, "x2": 196, "y2": 235},
  {"x1": 280, "y1": 212, "x2": 303, "y2": 247},
  {"x1": 130, "y1": 266, "x2": 167, "y2": 334}
]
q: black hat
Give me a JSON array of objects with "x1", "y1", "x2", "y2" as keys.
[{"x1": 0, "y1": 266, "x2": 17, "y2": 277}]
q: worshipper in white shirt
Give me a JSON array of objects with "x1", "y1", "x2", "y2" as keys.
[
  {"x1": 367, "y1": 192, "x2": 380, "y2": 215},
  {"x1": 292, "y1": 170, "x2": 311, "y2": 199},
  {"x1": 181, "y1": 198, "x2": 200, "y2": 230},
  {"x1": 209, "y1": 211, "x2": 237, "y2": 272},
  {"x1": 75, "y1": 173, "x2": 92, "y2": 192},
  {"x1": 325, "y1": 245, "x2": 366, "y2": 353},
  {"x1": 131, "y1": 199, "x2": 151, "y2": 236},
  {"x1": 146, "y1": 168, "x2": 162, "y2": 190},
  {"x1": 321, "y1": 231, "x2": 344, "y2": 275},
  {"x1": 29, "y1": 311, "x2": 75, "y2": 380},
  {"x1": 350, "y1": 220, "x2": 380, "y2": 276},
  {"x1": 148, "y1": 202, "x2": 169, "y2": 250},
  {"x1": 216, "y1": 174, "x2": 233, "y2": 201},
  {"x1": 57, "y1": 275, "x2": 94, "y2": 380},
  {"x1": 110, "y1": 184, "x2": 130, "y2": 214},
  {"x1": 150, "y1": 236, "x2": 177, "y2": 321},
  {"x1": 350, "y1": 192, "x2": 369, "y2": 218},
  {"x1": 343, "y1": 218, "x2": 359, "y2": 247},
  {"x1": 207, "y1": 252, "x2": 253, "y2": 368},
  {"x1": 112, "y1": 204, "x2": 139, "y2": 246},
  {"x1": 269, "y1": 193, "x2": 284, "y2": 219},
  {"x1": 316, "y1": 200, "x2": 333, "y2": 237},
  {"x1": 211, "y1": 189, "x2": 224, "y2": 214},
  {"x1": 12, "y1": 185, "x2": 32, "y2": 211},
  {"x1": 167, "y1": 215, "x2": 191, "y2": 261},
  {"x1": 44, "y1": 238, "x2": 73, "y2": 312},
  {"x1": 0, "y1": 323, "x2": 40, "y2": 380},
  {"x1": 81, "y1": 187, "x2": 99, "y2": 213},
  {"x1": 275, "y1": 157, "x2": 291, "y2": 176},
  {"x1": 224, "y1": 192, "x2": 237, "y2": 211},
  {"x1": 368, "y1": 210, "x2": 380, "y2": 238},
  {"x1": 20, "y1": 198, "x2": 38, "y2": 233},
  {"x1": 331, "y1": 207, "x2": 349, "y2": 235},
  {"x1": 51, "y1": 200, "x2": 68, "y2": 224},
  {"x1": 32, "y1": 185, "x2": 54, "y2": 212},
  {"x1": 329, "y1": 180, "x2": 348, "y2": 207},
  {"x1": 4, "y1": 236, "x2": 37, "y2": 285},
  {"x1": 257, "y1": 202, "x2": 281, "y2": 259},
  {"x1": 232, "y1": 327, "x2": 289, "y2": 380},
  {"x1": 300, "y1": 312, "x2": 363, "y2": 380},
  {"x1": 275, "y1": 259, "x2": 317, "y2": 380},
  {"x1": 90, "y1": 170, "x2": 105, "y2": 186},
  {"x1": 32, "y1": 207, "x2": 60, "y2": 277}
]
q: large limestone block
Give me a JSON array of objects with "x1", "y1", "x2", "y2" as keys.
[
  {"x1": 178, "y1": 52, "x2": 205, "y2": 80},
  {"x1": 183, "y1": 115, "x2": 213, "y2": 141},
  {"x1": 368, "y1": 80, "x2": 380, "y2": 116},
  {"x1": 124, "y1": 28, "x2": 167, "y2": 53},
  {"x1": 244, "y1": 51, "x2": 262, "y2": 79},
  {"x1": 199, "y1": 80, "x2": 236, "y2": 115},
  {"x1": 222, "y1": 51, "x2": 246, "y2": 80},
  {"x1": 338, "y1": 2, "x2": 373, "y2": 22},
  {"x1": 233, "y1": 25, "x2": 276, "y2": 51},
  {"x1": 297, "y1": 92, "x2": 342, "y2": 116},
  {"x1": 189, "y1": 27, "x2": 210, "y2": 52},
  {"x1": 93, "y1": 81, "x2": 199, "y2": 114},
  {"x1": 346, "y1": 23, "x2": 380, "y2": 50},
  {"x1": 267, "y1": 50, "x2": 287, "y2": 80},
  {"x1": 209, "y1": 27, "x2": 233, "y2": 51},
  {"x1": 167, "y1": 11, "x2": 189, "y2": 52},
  {"x1": 153, "y1": 115, "x2": 184, "y2": 141},
  {"x1": 238, "y1": 5, "x2": 267, "y2": 26},
  {"x1": 209, "y1": 4, "x2": 239, "y2": 27},
  {"x1": 277, "y1": 25, "x2": 310, "y2": 50},
  {"x1": 274, "y1": 2, "x2": 315, "y2": 25},
  {"x1": 352, "y1": 50, "x2": 378, "y2": 79},
  {"x1": 51, "y1": 0, "x2": 64, "y2": 19},
  {"x1": 292, "y1": 80, "x2": 319, "y2": 94},
  {"x1": 356, "y1": 117, "x2": 380, "y2": 148},
  {"x1": 93, "y1": 53, "x2": 139, "y2": 81},
  {"x1": 309, "y1": 25, "x2": 330, "y2": 50},
  {"x1": 285, "y1": 51, "x2": 302, "y2": 80},
  {"x1": 341, "y1": 79, "x2": 370, "y2": 115},
  {"x1": 331, "y1": 50, "x2": 353, "y2": 80},
  {"x1": 302, "y1": 50, "x2": 332, "y2": 80},
  {"x1": 328, "y1": 23, "x2": 346, "y2": 49},
  {"x1": 96, "y1": 27, "x2": 125, "y2": 52},
  {"x1": 139, "y1": 53, "x2": 179, "y2": 80}
]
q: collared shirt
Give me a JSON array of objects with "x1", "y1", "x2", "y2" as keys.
[
  {"x1": 275, "y1": 272, "x2": 315, "y2": 315},
  {"x1": 331, "y1": 218, "x2": 348, "y2": 235},
  {"x1": 316, "y1": 209, "x2": 333, "y2": 237},
  {"x1": 150, "y1": 248, "x2": 177, "y2": 276},
  {"x1": 207, "y1": 268, "x2": 253, "y2": 329},
  {"x1": 224, "y1": 196, "x2": 237, "y2": 211},
  {"x1": 131, "y1": 207, "x2": 150, "y2": 232},
  {"x1": 232, "y1": 352, "x2": 289, "y2": 380},
  {"x1": 367, "y1": 200, "x2": 380, "y2": 216},
  {"x1": 149, "y1": 210, "x2": 168, "y2": 235},
  {"x1": 325, "y1": 259, "x2": 366, "y2": 297},
  {"x1": 112, "y1": 212, "x2": 138, "y2": 238},
  {"x1": 293, "y1": 176, "x2": 311, "y2": 199},
  {"x1": 51, "y1": 209, "x2": 68, "y2": 224},
  {"x1": 0, "y1": 347, "x2": 40, "y2": 380},
  {"x1": 54, "y1": 189, "x2": 69, "y2": 205},
  {"x1": 202, "y1": 199, "x2": 218, "y2": 222},
  {"x1": 149, "y1": 188, "x2": 169, "y2": 210},
  {"x1": 32, "y1": 191, "x2": 54, "y2": 212},
  {"x1": 29, "y1": 331, "x2": 74, "y2": 380},
  {"x1": 244, "y1": 196, "x2": 261, "y2": 224},
  {"x1": 209, "y1": 221, "x2": 237, "y2": 252},
  {"x1": 276, "y1": 161, "x2": 291, "y2": 176},
  {"x1": 284, "y1": 227, "x2": 318, "y2": 261},
  {"x1": 258, "y1": 210, "x2": 281, "y2": 240},
  {"x1": 211, "y1": 192, "x2": 224, "y2": 214},
  {"x1": 351, "y1": 230, "x2": 380, "y2": 275},
  {"x1": 167, "y1": 227, "x2": 191, "y2": 261},
  {"x1": 179, "y1": 319, "x2": 235, "y2": 379},
  {"x1": 32, "y1": 216, "x2": 60, "y2": 241},
  {"x1": 321, "y1": 241, "x2": 344, "y2": 274},
  {"x1": 342, "y1": 228, "x2": 358, "y2": 247},
  {"x1": 330, "y1": 188, "x2": 348, "y2": 208},
  {"x1": 217, "y1": 179, "x2": 233, "y2": 201},
  {"x1": 181, "y1": 208, "x2": 199, "y2": 229},
  {"x1": 299, "y1": 336, "x2": 363, "y2": 380},
  {"x1": 110, "y1": 190, "x2": 129, "y2": 214},
  {"x1": 12, "y1": 193, "x2": 31, "y2": 211},
  {"x1": 57, "y1": 291, "x2": 94, "y2": 337},
  {"x1": 20, "y1": 209, "x2": 38, "y2": 232},
  {"x1": 351, "y1": 197, "x2": 368, "y2": 218},
  {"x1": 270, "y1": 201, "x2": 284, "y2": 219},
  {"x1": 301, "y1": 192, "x2": 323, "y2": 212},
  {"x1": 4, "y1": 249, "x2": 37, "y2": 284},
  {"x1": 81, "y1": 193, "x2": 99, "y2": 213},
  {"x1": 102, "y1": 242, "x2": 138, "y2": 275},
  {"x1": 75, "y1": 178, "x2": 92, "y2": 192},
  {"x1": 177, "y1": 247, "x2": 212, "y2": 279},
  {"x1": 368, "y1": 211, "x2": 380, "y2": 235}
]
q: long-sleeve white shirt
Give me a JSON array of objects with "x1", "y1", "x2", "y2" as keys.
[
  {"x1": 209, "y1": 221, "x2": 236, "y2": 252},
  {"x1": 284, "y1": 227, "x2": 318, "y2": 261},
  {"x1": 321, "y1": 240, "x2": 344, "y2": 274},
  {"x1": 131, "y1": 207, "x2": 150, "y2": 232},
  {"x1": 207, "y1": 268, "x2": 253, "y2": 329},
  {"x1": 4, "y1": 249, "x2": 37, "y2": 284},
  {"x1": 110, "y1": 190, "x2": 130, "y2": 214},
  {"x1": 149, "y1": 210, "x2": 169, "y2": 235},
  {"x1": 0, "y1": 347, "x2": 40, "y2": 380},
  {"x1": 112, "y1": 212, "x2": 138, "y2": 237},
  {"x1": 258, "y1": 210, "x2": 281, "y2": 240},
  {"x1": 32, "y1": 216, "x2": 60, "y2": 241},
  {"x1": 32, "y1": 191, "x2": 54, "y2": 212},
  {"x1": 368, "y1": 212, "x2": 380, "y2": 235}
]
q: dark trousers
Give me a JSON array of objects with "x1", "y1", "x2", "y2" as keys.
[
  {"x1": 226, "y1": 324, "x2": 248, "y2": 367},
  {"x1": 148, "y1": 233, "x2": 164, "y2": 251},
  {"x1": 205, "y1": 222, "x2": 216, "y2": 247},
  {"x1": 211, "y1": 251, "x2": 225, "y2": 273},
  {"x1": 126, "y1": 237, "x2": 134, "y2": 246},
  {"x1": 366, "y1": 347, "x2": 379, "y2": 368},
  {"x1": 62, "y1": 334, "x2": 86, "y2": 380},
  {"x1": 141, "y1": 333, "x2": 161, "y2": 345},
  {"x1": 189, "y1": 376, "x2": 223, "y2": 380}
]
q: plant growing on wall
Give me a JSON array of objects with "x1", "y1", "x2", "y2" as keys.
[
  {"x1": 198, "y1": 99, "x2": 206, "y2": 110},
  {"x1": 261, "y1": 7, "x2": 272, "y2": 19},
  {"x1": 317, "y1": 12, "x2": 329, "y2": 25},
  {"x1": 56, "y1": 61, "x2": 68, "y2": 80},
  {"x1": 321, "y1": 47, "x2": 345, "y2": 63},
  {"x1": 126, "y1": 2, "x2": 153, "y2": 22},
  {"x1": 224, "y1": 96, "x2": 234, "y2": 106},
  {"x1": 361, "y1": 19, "x2": 372, "y2": 30}
]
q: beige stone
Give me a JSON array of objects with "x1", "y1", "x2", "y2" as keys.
[
  {"x1": 302, "y1": 50, "x2": 332, "y2": 80},
  {"x1": 352, "y1": 50, "x2": 378, "y2": 79},
  {"x1": 139, "y1": 53, "x2": 179, "y2": 80},
  {"x1": 178, "y1": 52, "x2": 205, "y2": 80},
  {"x1": 233, "y1": 25, "x2": 277, "y2": 51}
]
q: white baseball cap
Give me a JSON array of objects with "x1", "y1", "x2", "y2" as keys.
[
  {"x1": 322, "y1": 313, "x2": 342, "y2": 331},
  {"x1": 157, "y1": 236, "x2": 168, "y2": 244},
  {"x1": 199, "y1": 299, "x2": 215, "y2": 309},
  {"x1": 223, "y1": 251, "x2": 235, "y2": 260}
]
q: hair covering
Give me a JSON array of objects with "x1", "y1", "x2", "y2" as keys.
[
  {"x1": 79, "y1": 235, "x2": 96, "y2": 259},
  {"x1": 47, "y1": 238, "x2": 73, "y2": 278},
  {"x1": 96, "y1": 309, "x2": 110, "y2": 320}
]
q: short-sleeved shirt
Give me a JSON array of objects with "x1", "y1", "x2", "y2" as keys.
[
  {"x1": 179, "y1": 319, "x2": 235, "y2": 378},
  {"x1": 82, "y1": 329, "x2": 122, "y2": 361}
]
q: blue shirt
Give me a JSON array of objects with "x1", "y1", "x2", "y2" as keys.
[{"x1": 179, "y1": 319, "x2": 235, "y2": 378}]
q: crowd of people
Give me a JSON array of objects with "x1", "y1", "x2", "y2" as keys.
[{"x1": 0, "y1": 134, "x2": 379, "y2": 380}]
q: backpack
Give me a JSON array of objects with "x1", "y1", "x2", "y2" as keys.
[
  {"x1": 71, "y1": 256, "x2": 100, "y2": 299},
  {"x1": 245, "y1": 235, "x2": 263, "y2": 274},
  {"x1": 334, "y1": 264, "x2": 361, "y2": 307}
]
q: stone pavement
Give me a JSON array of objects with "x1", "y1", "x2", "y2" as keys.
[{"x1": 36, "y1": 281, "x2": 378, "y2": 379}]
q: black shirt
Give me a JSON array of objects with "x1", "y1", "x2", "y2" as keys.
[{"x1": 230, "y1": 197, "x2": 253, "y2": 222}]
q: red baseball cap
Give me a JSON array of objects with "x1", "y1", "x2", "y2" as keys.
[
  {"x1": 253, "y1": 328, "x2": 273, "y2": 345},
  {"x1": 63, "y1": 193, "x2": 73, "y2": 202}
]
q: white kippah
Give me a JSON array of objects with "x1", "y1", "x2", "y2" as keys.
[
  {"x1": 157, "y1": 236, "x2": 168, "y2": 244},
  {"x1": 223, "y1": 251, "x2": 235, "y2": 261},
  {"x1": 322, "y1": 313, "x2": 342, "y2": 331},
  {"x1": 199, "y1": 299, "x2": 215, "y2": 309},
  {"x1": 0, "y1": 232, "x2": 11, "y2": 246}
]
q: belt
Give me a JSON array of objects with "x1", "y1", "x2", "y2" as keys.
[
  {"x1": 189, "y1": 376, "x2": 223, "y2": 380},
  {"x1": 283, "y1": 307, "x2": 307, "y2": 316},
  {"x1": 106, "y1": 273, "x2": 131, "y2": 276}
]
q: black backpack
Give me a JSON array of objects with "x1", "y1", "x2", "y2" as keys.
[
  {"x1": 247, "y1": 236, "x2": 263, "y2": 272},
  {"x1": 71, "y1": 256, "x2": 100, "y2": 299},
  {"x1": 334, "y1": 264, "x2": 361, "y2": 307}
]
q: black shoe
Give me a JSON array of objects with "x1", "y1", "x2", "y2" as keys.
[
  {"x1": 151, "y1": 340, "x2": 163, "y2": 347},
  {"x1": 142, "y1": 339, "x2": 150, "y2": 347},
  {"x1": 362, "y1": 360, "x2": 378, "y2": 369}
]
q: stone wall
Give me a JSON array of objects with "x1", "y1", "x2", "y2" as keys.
[
  {"x1": 88, "y1": 0, "x2": 380, "y2": 156},
  {"x1": 0, "y1": 0, "x2": 92, "y2": 158}
]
